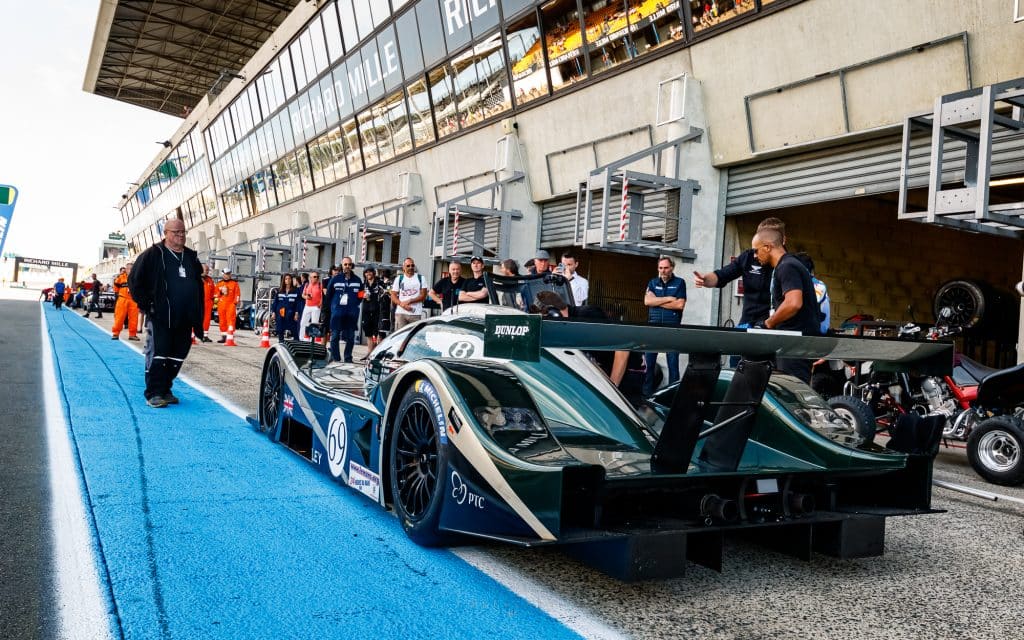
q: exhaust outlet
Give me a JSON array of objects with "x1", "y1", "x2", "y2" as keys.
[
  {"x1": 788, "y1": 492, "x2": 815, "y2": 515},
  {"x1": 700, "y1": 494, "x2": 739, "y2": 523}
]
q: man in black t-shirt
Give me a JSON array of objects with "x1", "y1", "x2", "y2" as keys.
[
  {"x1": 458, "y1": 256, "x2": 489, "y2": 304},
  {"x1": 754, "y1": 228, "x2": 819, "y2": 382},
  {"x1": 428, "y1": 261, "x2": 465, "y2": 310}
]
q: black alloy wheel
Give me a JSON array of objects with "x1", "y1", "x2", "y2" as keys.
[
  {"x1": 389, "y1": 381, "x2": 451, "y2": 546},
  {"x1": 260, "y1": 355, "x2": 283, "y2": 434}
]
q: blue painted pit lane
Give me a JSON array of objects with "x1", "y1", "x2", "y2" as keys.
[{"x1": 43, "y1": 304, "x2": 584, "y2": 640}]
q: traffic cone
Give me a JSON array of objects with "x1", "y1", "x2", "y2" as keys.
[
  {"x1": 225, "y1": 325, "x2": 237, "y2": 347},
  {"x1": 260, "y1": 320, "x2": 271, "y2": 348}
]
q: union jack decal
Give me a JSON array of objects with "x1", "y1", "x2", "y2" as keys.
[{"x1": 283, "y1": 394, "x2": 294, "y2": 416}]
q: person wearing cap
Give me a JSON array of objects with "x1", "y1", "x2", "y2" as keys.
[
  {"x1": 529, "y1": 249, "x2": 554, "y2": 275},
  {"x1": 429, "y1": 260, "x2": 465, "y2": 310},
  {"x1": 200, "y1": 264, "x2": 215, "y2": 342},
  {"x1": 128, "y1": 218, "x2": 204, "y2": 408},
  {"x1": 216, "y1": 267, "x2": 241, "y2": 343},
  {"x1": 112, "y1": 263, "x2": 140, "y2": 340},
  {"x1": 458, "y1": 256, "x2": 489, "y2": 304},
  {"x1": 325, "y1": 257, "x2": 364, "y2": 362}
]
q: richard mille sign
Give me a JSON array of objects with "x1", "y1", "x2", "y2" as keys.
[{"x1": 484, "y1": 314, "x2": 541, "y2": 361}]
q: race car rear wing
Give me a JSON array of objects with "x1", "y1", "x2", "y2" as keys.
[{"x1": 484, "y1": 315, "x2": 953, "y2": 376}]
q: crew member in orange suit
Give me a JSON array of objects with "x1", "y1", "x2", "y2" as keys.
[
  {"x1": 200, "y1": 264, "x2": 215, "y2": 342},
  {"x1": 216, "y1": 267, "x2": 241, "y2": 343},
  {"x1": 112, "y1": 264, "x2": 140, "y2": 340}
]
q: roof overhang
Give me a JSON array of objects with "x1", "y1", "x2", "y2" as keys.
[{"x1": 83, "y1": 0, "x2": 300, "y2": 117}]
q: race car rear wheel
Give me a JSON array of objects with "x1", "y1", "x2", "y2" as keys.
[
  {"x1": 259, "y1": 354, "x2": 283, "y2": 435},
  {"x1": 389, "y1": 381, "x2": 451, "y2": 546}
]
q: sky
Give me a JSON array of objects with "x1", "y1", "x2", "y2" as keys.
[{"x1": 0, "y1": 1, "x2": 182, "y2": 268}]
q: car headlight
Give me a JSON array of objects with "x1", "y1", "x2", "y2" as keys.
[{"x1": 473, "y1": 406, "x2": 546, "y2": 434}]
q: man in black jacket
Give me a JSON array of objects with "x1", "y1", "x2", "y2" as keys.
[
  {"x1": 83, "y1": 273, "x2": 103, "y2": 318},
  {"x1": 128, "y1": 219, "x2": 205, "y2": 408}
]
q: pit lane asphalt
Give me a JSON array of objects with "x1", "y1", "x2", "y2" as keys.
[{"x1": 39, "y1": 300, "x2": 1024, "y2": 638}]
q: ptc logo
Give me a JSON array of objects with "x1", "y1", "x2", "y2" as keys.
[
  {"x1": 327, "y1": 407, "x2": 347, "y2": 478},
  {"x1": 450, "y1": 471, "x2": 485, "y2": 509}
]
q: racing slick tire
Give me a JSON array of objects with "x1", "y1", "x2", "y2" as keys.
[
  {"x1": 967, "y1": 416, "x2": 1024, "y2": 486},
  {"x1": 828, "y1": 395, "x2": 877, "y2": 440},
  {"x1": 388, "y1": 380, "x2": 454, "y2": 546},
  {"x1": 259, "y1": 353, "x2": 284, "y2": 435}
]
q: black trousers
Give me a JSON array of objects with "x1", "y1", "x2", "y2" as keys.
[
  {"x1": 775, "y1": 357, "x2": 812, "y2": 384},
  {"x1": 53, "y1": 293, "x2": 63, "y2": 309},
  {"x1": 144, "y1": 318, "x2": 193, "y2": 400}
]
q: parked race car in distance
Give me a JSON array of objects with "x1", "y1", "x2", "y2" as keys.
[{"x1": 253, "y1": 273, "x2": 952, "y2": 580}]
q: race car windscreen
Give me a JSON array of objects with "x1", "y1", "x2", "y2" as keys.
[{"x1": 486, "y1": 272, "x2": 576, "y2": 311}]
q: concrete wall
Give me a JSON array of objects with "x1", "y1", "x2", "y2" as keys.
[{"x1": 692, "y1": 0, "x2": 1024, "y2": 164}]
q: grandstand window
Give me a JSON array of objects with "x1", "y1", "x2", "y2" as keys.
[
  {"x1": 332, "y1": 66, "x2": 354, "y2": 120},
  {"x1": 429, "y1": 64, "x2": 458, "y2": 138},
  {"x1": 309, "y1": 133, "x2": 335, "y2": 187},
  {"x1": 417, "y1": 0, "x2": 447, "y2": 67},
  {"x1": 289, "y1": 100, "x2": 306, "y2": 145},
  {"x1": 469, "y1": 32, "x2": 512, "y2": 123},
  {"x1": 347, "y1": 51, "x2": 370, "y2": 111},
  {"x1": 501, "y1": 0, "x2": 536, "y2": 19},
  {"x1": 323, "y1": 125, "x2": 350, "y2": 179},
  {"x1": 296, "y1": 146, "x2": 314, "y2": 193},
  {"x1": 583, "y1": 0, "x2": 633, "y2": 74},
  {"x1": 274, "y1": 157, "x2": 295, "y2": 203},
  {"x1": 451, "y1": 49, "x2": 479, "y2": 130},
  {"x1": 370, "y1": 0, "x2": 391, "y2": 28},
  {"x1": 382, "y1": 89, "x2": 411, "y2": 158},
  {"x1": 506, "y1": 14, "x2": 548, "y2": 106},
  {"x1": 322, "y1": 4, "x2": 345, "y2": 61},
  {"x1": 201, "y1": 187, "x2": 217, "y2": 221},
  {"x1": 442, "y1": 0, "x2": 473, "y2": 54},
  {"x1": 393, "y1": 0, "x2": 412, "y2": 10},
  {"x1": 306, "y1": 82, "x2": 327, "y2": 137},
  {"x1": 357, "y1": 107, "x2": 381, "y2": 168},
  {"x1": 361, "y1": 39, "x2": 387, "y2": 104},
  {"x1": 291, "y1": 40, "x2": 309, "y2": 89},
  {"x1": 690, "y1": 0, "x2": 752, "y2": 33},
  {"x1": 406, "y1": 77, "x2": 436, "y2": 147},
  {"x1": 396, "y1": 10, "x2": 424, "y2": 79},
  {"x1": 542, "y1": 0, "x2": 588, "y2": 91},
  {"x1": 378, "y1": 26, "x2": 403, "y2": 92},
  {"x1": 342, "y1": 117, "x2": 364, "y2": 173},
  {"x1": 280, "y1": 48, "x2": 298, "y2": 99},
  {"x1": 308, "y1": 16, "x2": 331, "y2": 75},
  {"x1": 354, "y1": 0, "x2": 376, "y2": 40},
  {"x1": 320, "y1": 75, "x2": 341, "y2": 129},
  {"x1": 628, "y1": 0, "x2": 685, "y2": 54},
  {"x1": 338, "y1": 0, "x2": 360, "y2": 51}
]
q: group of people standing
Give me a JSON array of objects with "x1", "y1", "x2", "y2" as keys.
[{"x1": 270, "y1": 260, "x2": 392, "y2": 363}]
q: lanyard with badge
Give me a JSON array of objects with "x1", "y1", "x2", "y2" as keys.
[{"x1": 168, "y1": 247, "x2": 187, "y2": 278}]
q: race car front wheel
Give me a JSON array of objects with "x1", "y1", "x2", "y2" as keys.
[
  {"x1": 388, "y1": 380, "x2": 452, "y2": 546},
  {"x1": 259, "y1": 354, "x2": 283, "y2": 435}
]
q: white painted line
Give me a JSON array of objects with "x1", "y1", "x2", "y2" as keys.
[
  {"x1": 41, "y1": 306, "x2": 114, "y2": 640},
  {"x1": 453, "y1": 547, "x2": 629, "y2": 640}
]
